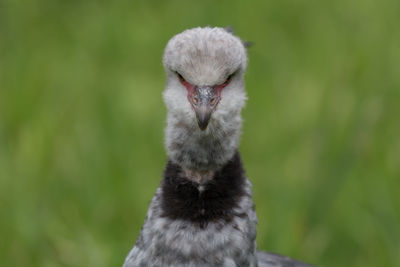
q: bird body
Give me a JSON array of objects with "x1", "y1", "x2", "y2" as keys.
[
  {"x1": 123, "y1": 27, "x2": 314, "y2": 267},
  {"x1": 124, "y1": 153, "x2": 258, "y2": 266}
]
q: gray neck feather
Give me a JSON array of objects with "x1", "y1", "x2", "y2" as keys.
[{"x1": 165, "y1": 109, "x2": 242, "y2": 171}]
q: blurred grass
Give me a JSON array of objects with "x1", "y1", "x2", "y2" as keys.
[{"x1": 0, "y1": 0, "x2": 399, "y2": 266}]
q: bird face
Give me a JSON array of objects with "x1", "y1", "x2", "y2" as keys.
[
  {"x1": 163, "y1": 27, "x2": 248, "y2": 131},
  {"x1": 175, "y1": 71, "x2": 233, "y2": 130}
]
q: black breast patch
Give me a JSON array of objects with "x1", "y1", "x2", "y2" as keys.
[{"x1": 160, "y1": 152, "x2": 247, "y2": 227}]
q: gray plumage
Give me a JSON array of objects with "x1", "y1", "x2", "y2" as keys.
[
  {"x1": 257, "y1": 252, "x2": 314, "y2": 267},
  {"x1": 123, "y1": 27, "x2": 316, "y2": 267}
]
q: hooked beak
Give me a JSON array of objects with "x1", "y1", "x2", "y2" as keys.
[{"x1": 189, "y1": 86, "x2": 220, "y2": 131}]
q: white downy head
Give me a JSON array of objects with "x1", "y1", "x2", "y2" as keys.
[{"x1": 162, "y1": 27, "x2": 248, "y2": 171}]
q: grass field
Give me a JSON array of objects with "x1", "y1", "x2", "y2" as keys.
[{"x1": 1, "y1": 0, "x2": 399, "y2": 266}]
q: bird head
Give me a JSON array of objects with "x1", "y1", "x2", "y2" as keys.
[{"x1": 163, "y1": 27, "x2": 248, "y2": 131}]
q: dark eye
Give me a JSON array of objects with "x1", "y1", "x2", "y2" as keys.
[
  {"x1": 222, "y1": 74, "x2": 233, "y2": 86},
  {"x1": 216, "y1": 73, "x2": 234, "y2": 89},
  {"x1": 176, "y1": 72, "x2": 186, "y2": 82},
  {"x1": 225, "y1": 74, "x2": 233, "y2": 84}
]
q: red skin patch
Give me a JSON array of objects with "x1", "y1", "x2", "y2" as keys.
[{"x1": 179, "y1": 77, "x2": 231, "y2": 109}]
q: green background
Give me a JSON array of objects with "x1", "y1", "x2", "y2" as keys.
[{"x1": 1, "y1": 0, "x2": 399, "y2": 266}]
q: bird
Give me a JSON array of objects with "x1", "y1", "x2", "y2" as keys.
[{"x1": 123, "y1": 27, "x2": 315, "y2": 267}]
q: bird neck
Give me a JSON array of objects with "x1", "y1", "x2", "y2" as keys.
[{"x1": 165, "y1": 110, "x2": 242, "y2": 172}]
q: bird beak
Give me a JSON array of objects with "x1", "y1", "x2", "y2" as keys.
[{"x1": 189, "y1": 86, "x2": 220, "y2": 131}]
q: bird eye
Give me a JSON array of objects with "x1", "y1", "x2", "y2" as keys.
[
  {"x1": 220, "y1": 74, "x2": 233, "y2": 87},
  {"x1": 224, "y1": 74, "x2": 233, "y2": 84},
  {"x1": 176, "y1": 72, "x2": 186, "y2": 83}
]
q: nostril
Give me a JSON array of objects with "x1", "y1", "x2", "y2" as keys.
[
  {"x1": 210, "y1": 97, "x2": 217, "y2": 105},
  {"x1": 193, "y1": 96, "x2": 199, "y2": 105}
]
